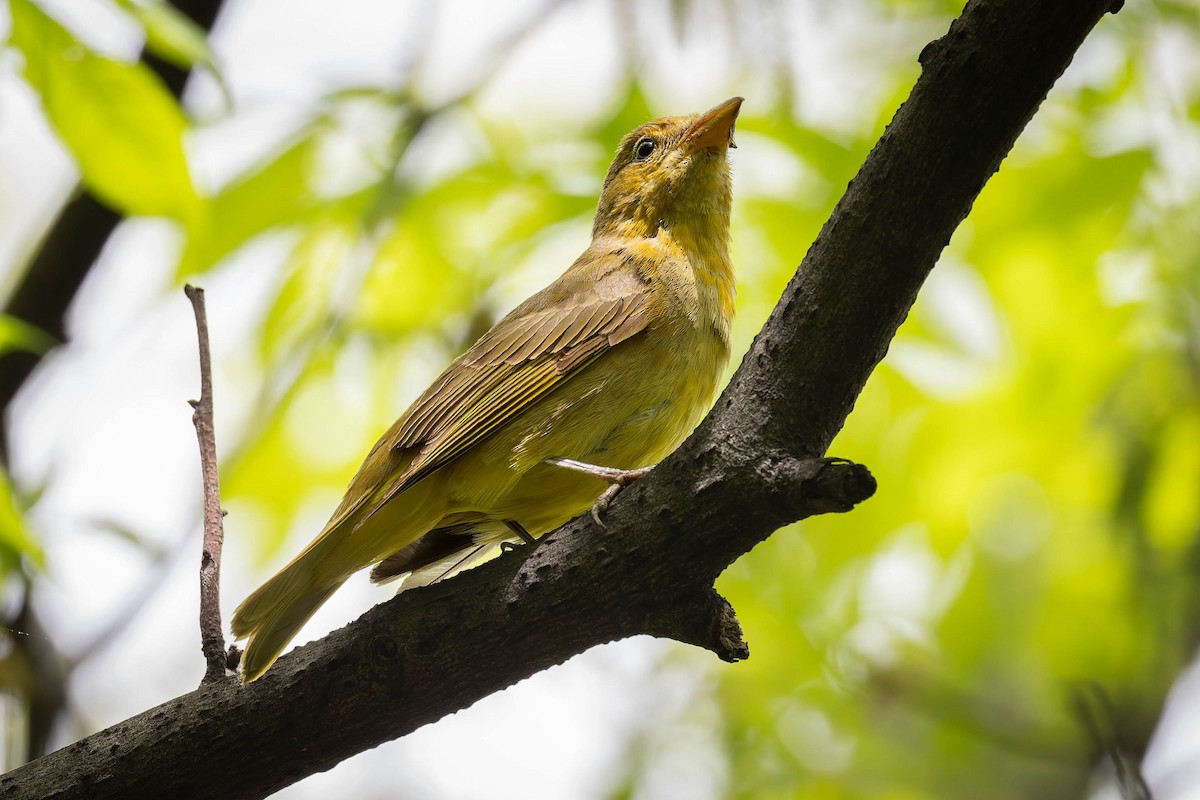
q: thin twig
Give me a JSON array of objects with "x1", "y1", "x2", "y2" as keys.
[{"x1": 184, "y1": 284, "x2": 229, "y2": 683}]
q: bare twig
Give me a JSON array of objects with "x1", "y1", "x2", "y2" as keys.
[{"x1": 184, "y1": 285, "x2": 229, "y2": 683}]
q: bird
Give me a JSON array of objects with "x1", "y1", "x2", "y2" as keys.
[{"x1": 231, "y1": 96, "x2": 743, "y2": 681}]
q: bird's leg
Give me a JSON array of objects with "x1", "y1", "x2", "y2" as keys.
[
  {"x1": 498, "y1": 519, "x2": 536, "y2": 553},
  {"x1": 545, "y1": 457, "x2": 654, "y2": 528}
]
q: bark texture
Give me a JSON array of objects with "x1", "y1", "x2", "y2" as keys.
[{"x1": 0, "y1": 0, "x2": 1122, "y2": 797}]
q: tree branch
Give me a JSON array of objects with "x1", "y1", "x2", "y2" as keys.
[
  {"x1": 184, "y1": 286, "x2": 230, "y2": 683},
  {"x1": 0, "y1": 0, "x2": 1122, "y2": 796}
]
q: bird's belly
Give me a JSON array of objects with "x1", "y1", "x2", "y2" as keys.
[{"x1": 444, "y1": 325, "x2": 728, "y2": 534}]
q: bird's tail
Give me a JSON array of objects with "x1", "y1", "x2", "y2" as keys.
[
  {"x1": 231, "y1": 469, "x2": 444, "y2": 681},
  {"x1": 231, "y1": 529, "x2": 347, "y2": 682}
]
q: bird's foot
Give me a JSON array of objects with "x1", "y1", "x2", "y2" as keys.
[
  {"x1": 545, "y1": 458, "x2": 654, "y2": 528},
  {"x1": 499, "y1": 519, "x2": 536, "y2": 552}
]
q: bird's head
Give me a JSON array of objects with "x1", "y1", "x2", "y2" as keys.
[{"x1": 592, "y1": 97, "x2": 742, "y2": 243}]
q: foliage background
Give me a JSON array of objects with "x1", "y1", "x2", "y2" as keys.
[{"x1": 2, "y1": 0, "x2": 1199, "y2": 798}]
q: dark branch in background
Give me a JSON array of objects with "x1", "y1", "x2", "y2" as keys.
[
  {"x1": 0, "y1": 0, "x2": 228, "y2": 765},
  {"x1": 0, "y1": 196, "x2": 119, "y2": 462},
  {"x1": 1074, "y1": 683, "x2": 1154, "y2": 800},
  {"x1": 183, "y1": 286, "x2": 231, "y2": 683},
  {"x1": 0, "y1": 0, "x2": 1122, "y2": 797},
  {"x1": 0, "y1": 4, "x2": 212, "y2": 430},
  {"x1": 9, "y1": 597, "x2": 64, "y2": 770}
]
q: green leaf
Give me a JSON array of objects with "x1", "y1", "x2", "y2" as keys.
[
  {"x1": 178, "y1": 133, "x2": 318, "y2": 277},
  {"x1": 115, "y1": 0, "x2": 217, "y2": 73},
  {"x1": 260, "y1": 220, "x2": 356, "y2": 363},
  {"x1": 0, "y1": 315, "x2": 55, "y2": 357},
  {"x1": 8, "y1": 0, "x2": 200, "y2": 221},
  {"x1": 0, "y1": 469, "x2": 42, "y2": 577}
]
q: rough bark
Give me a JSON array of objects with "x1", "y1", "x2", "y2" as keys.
[{"x1": 0, "y1": 0, "x2": 1123, "y2": 797}]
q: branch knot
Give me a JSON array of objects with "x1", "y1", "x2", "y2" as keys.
[{"x1": 757, "y1": 454, "x2": 876, "y2": 524}]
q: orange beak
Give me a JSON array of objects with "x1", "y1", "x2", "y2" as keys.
[{"x1": 682, "y1": 96, "x2": 744, "y2": 154}]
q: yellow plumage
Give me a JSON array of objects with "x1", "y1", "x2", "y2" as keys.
[{"x1": 231, "y1": 97, "x2": 743, "y2": 681}]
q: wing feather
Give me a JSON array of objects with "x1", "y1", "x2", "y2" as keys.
[{"x1": 353, "y1": 245, "x2": 656, "y2": 527}]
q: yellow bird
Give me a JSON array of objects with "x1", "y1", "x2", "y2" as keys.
[{"x1": 231, "y1": 97, "x2": 743, "y2": 681}]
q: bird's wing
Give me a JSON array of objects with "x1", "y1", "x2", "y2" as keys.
[{"x1": 352, "y1": 244, "x2": 655, "y2": 527}]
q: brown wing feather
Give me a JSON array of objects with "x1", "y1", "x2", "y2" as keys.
[{"x1": 353, "y1": 245, "x2": 654, "y2": 527}]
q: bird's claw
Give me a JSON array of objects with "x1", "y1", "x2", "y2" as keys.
[
  {"x1": 590, "y1": 483, "x2": 626, "y2": 529},
  {"x1": 501, "y1": 519, "x2": 536, "y2": 550}
]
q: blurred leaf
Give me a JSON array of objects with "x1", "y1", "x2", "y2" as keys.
[
  {"x1": 8, "y1": 0, "x2": 200, "y2": 221},
  {"x1": 178, "y1": 132, "x2": 377, "y2": 278},
  {"x1": 89, "y1": 517, "x2": 170, "y2": 560},
  {"x1": 115, "y1": 0, "x2": 217, "y2": 73},
  {"x1": 260, "y1": 220, "x2": 358, "y2": 363},
  {"x1": 178, "y1": 134, "x2": 317, "y2": 277},
  {"x1": 0, "y1": 315, "x2": 55, "y2": 357},
  {"x1": 0, "y1": 469, "x2": 42, "y2": 578}
]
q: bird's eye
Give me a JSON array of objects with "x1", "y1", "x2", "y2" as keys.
[{"x1": 633, "y1": 137, "x2": 657, "y2": 161}]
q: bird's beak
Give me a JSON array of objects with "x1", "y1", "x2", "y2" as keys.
[{"x1": 682, "y1": 96, "x2": 744, "y2": 154}]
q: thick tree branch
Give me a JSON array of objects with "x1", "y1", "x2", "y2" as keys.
[{"x1": 0, "y1": 0, "x2": 1121, "y2": 797}]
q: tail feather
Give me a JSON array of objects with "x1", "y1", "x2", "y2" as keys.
[
  {"x1": 232, "y1": 476, "x2": 445, "y2": 681},
  {"x1": 232, "y1": 530, "x2": 349, "y2": 681},
  {"x1": 369, "y1": 523, "x2": 480, "y2": 584},
  {"x1": 234, "y1": 581, "x2": 339, "y2": 682},
  {"x1": 398, "y1": 543, "x2": 496, "y2": 591}
]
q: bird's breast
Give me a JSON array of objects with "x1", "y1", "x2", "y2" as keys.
[{"x1": 581, "y1": 241, "x2": 733, "y2": 467}]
